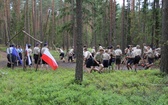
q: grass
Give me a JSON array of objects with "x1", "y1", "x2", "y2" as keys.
[{"x1": 0, "y1": 67, "x2": 168, "y2": 105}]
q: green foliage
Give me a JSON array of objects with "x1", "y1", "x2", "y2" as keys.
[{"x1": 0, "y1": 68, "x2": 168, "y2": 105}]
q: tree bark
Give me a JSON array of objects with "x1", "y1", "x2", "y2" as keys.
[
  {"x1": 155, "y1": 0, "x2": 160, "y2": 47},
  {"x1": 121, "y1": 0, "x2": 125, "y2": 52},
  {"x1": 160, "y1": 0, "x2": 168, "y2": 74},
  {"x1": 52, "y1": 0, "x2": 55, "y2": 48},
  {"x1": 109, "y1": 0, "x2": 113, "y2": 46},
  {"x1": 75, "y1": 0, "x2": 83, "y2": 83},
  {"x1": 39, "y1": 0, "x2": 43, "y2": 42},
  {"x1": 32, "y1": 0, "x2": 37, "y2": 45}
]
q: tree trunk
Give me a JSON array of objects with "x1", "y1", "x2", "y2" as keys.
[
  {"x1": 71, "y1": 0, "x2": 77, "y2": 54},
  {"x1": 39, "y1": 0, "x2": 43, "y2": 42},
  {"x1": 121, "y1": 0, "x2": 125, "y2": 52},
  {"x1": 113, "y1": 0, "x2": 116, "y2": 47},
  {"x1": 109, "y1": 0, "x2": 113, "y2": 46},
  {"x1": 75, "y1": 0, "x2": 83, "y2": 83},
  {"x1": 4, "y1": 0, "x2": 10, "y2": 44},
  {"x1": 155, "y1": 0, "x2": 160, "y2": 47},
  {"x1": 160, "y1": 0, "x2": 168, "y2": 74},
  {"x1": 32, "y1": 0, "x2": 36, "y2": 45},
  {"x1": 52, "y1": 0, "x2": 55, "y2": 48}
]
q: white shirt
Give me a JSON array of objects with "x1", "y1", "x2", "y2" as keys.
[
  {"x1": 103, "y1": 53, "x2": 110, "y2": 60},
  {"x1": 69, "y1": 49, "x2": 74, "y2": 54},
  {"x1": 33, "y1": 47, "x2": 40, "y2": 55},
  {"x1": 60, "y1": 49, "x2": 64, "y2": 53},
  {"x1": 41, "y1": 47, "x2": 49, "y2": 54},
  {"x1": 133, "y1": 48, "x2": 141, "y2": 56},
  {"x1": 115, "y1": 49, "x2": 122, "y2": 56},
  {"x1": 27, "y1": 48, "x2": 32, "y2": 55},
  {"x1": 83, "y1": 51, "x2": 92, "y2": 59},
  {"x1": 91, "y1": 48, "x2": 96, "y2": 53}
]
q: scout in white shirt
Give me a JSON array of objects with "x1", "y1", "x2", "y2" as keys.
[
  {"x1": 103, "y1": 50, "x2": 110, "y2": 69},
  {"x1": 132, "y1": 45, "x2": 141, "y2": 72},
  {"x1": 114, "y1": 45, "x2": 122, "y2": 70}
]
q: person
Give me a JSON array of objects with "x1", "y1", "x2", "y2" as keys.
[
  {"x1": 17, "y1": 45, "x2": 23, "y2": 60},
  {"x1": 132, "y1": 45, "x2": 142, "y2": 72},
  {"x1": 103, "y1": 49, "x2": 110, "y2": 70},
  {"x1": 58, "y1": 47, "x2": 65, "y2": 62},
  {"x1": 90, "y1": 48, "x2": 104, "y2": 73},
  {"x1": 16, "y1": 45, "x2": 23, "y2": 65},
  {"x1": 33, "y1": 43, "x2": 41, "y2": 68},
  {"x1": 98, "y1": 44, "x2": 103, "y2": 50},
  {"x1": 115, "y1": 45, "x2": 122, "y2": 70},
  {"x1": 108, "y1": 46, "x2": 116, "y2": 70},
  {"x1": 83, "y1": 48, "x2": 93, "y2": 72},
  {"x1": 126, "y1": 46, "x2": 134, "y2": 70},
  {"x1": 41, "y1": 43, "x2": 49, "y2": 69},
  {"x1": 91, "y1": 46, "x2": 96, "y2": 57},
  {"x1": 6, "y1": 44, "x2": 15, "y2": 68},
  {"x1": 68, "y1": 47, "x2": 74, "y2": 62},
  {"x1": 26, "y1": 44, "x2": 33, "y2": 67},
  {"x1": 144, "y1": 45, "x2": 154, "y2": 69}
]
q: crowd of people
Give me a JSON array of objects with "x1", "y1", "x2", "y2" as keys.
[
  {"x1": 6, "y1": 43, "x2": 161, "y2": 72},
  {"x1": 82, "y1": 44, "x2": 161, "y2": 73},
  {"x1": 6, "y1": 43, "x2": 50, "y2": 69}
]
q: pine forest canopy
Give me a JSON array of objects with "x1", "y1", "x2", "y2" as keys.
[{"x1": 0, "y1": 0, "x2": 162, "y2": 50}]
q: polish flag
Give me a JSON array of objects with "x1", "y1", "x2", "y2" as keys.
[{"x1": 41, "y1": 49, "x2": 58, "y2": 70}]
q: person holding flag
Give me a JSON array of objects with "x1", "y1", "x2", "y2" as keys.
[
  {"x1": 25, "y1": 44, "x2": 32, "y2": 67},
  {"x1": 41, "y1": 43, "x2": 49, "y2": 70},
  {"x1": 41, "y1": 43, "x2": 58, "y2": 70}
]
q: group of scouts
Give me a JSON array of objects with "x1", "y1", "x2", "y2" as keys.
[
  {"x1": 6, "y1": 43, "x2": 49, "y2": 69},
  {"x1": 82, "y1": 44, "x2": 161, "y2": 73}
]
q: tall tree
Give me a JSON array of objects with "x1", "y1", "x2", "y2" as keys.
[
  {"x1": 121, "y1": 0, "x2": 125, "y2": 52},
  {"x1": 39, "y1": 0, "x2": 43, "y2": 41},
  {"x1": 75, "y1": 0, "x2": 83, "y2": 83},
  {"x1": 109, "y1": 0, "x2": 113, "y2": 46},
  {"x1": 160, "y1": 0, "x2": 168, "y2": 74},
  {"x1": 52, "y1": 0, "x2": 55, "y2": 46},
  {"x1": 32, "y1": 0, "x2": 37, "y2": 45},
  {"x1": 4, "y1": 0, "x2": 10, "y2": 44},
  {"x1": 154, "y1": 0, "x2": 160, "y2": 47}
]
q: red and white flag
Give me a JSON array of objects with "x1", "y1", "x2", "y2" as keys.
[
  {"x1": 41, "y1": 49, "x2": 58, "y2": 70},
  {"x1": 26, "y1": 44, "x2": 32, "y2": 65}
]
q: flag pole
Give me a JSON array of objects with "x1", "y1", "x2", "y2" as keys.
[
  {"x1": 22, "y1": 30, "x2": 43, "y2": 44},
  {"x1": 22, "y1": 30, "x2": 43, "y2": 71},
  {"x1": 35, "y1": 43, "x2": 43, "y2": 71}
]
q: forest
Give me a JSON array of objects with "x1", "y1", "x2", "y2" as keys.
[
  {"x1": 0, "y1": 0, "x2": 168, "y2": 79},
  {"x1": 0, "y1": 0, "x2": 162, "y2": 51}
]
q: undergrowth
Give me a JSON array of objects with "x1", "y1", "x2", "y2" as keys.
[{"x1": 0, "y1": 68, "x2": 168, "y2": 105}]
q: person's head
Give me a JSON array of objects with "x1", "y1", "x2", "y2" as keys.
[
  {"x1": 116, "y1": 45, "x2": 120, "y2": 49},
  {"x1": 99, "y1": 48, "x2": 104, "y2": 54},
  {"x1": 36, "y1": 43, "x2": 39, "y2": 47},
  {"x1": 147, "y1": 45, "x2": 151, "y2": 49},
  {"x1": 28, "y1": 44, "x2": 31, "y2": 48},
  {"x1": 44, "y1": 43, "x2": 48, "y2": 47},
  {"x1": 83, "y1": 48, "x2": 87, "y2": 51},
  {"x1": 136, "y1": 45, "x2": 140, "y2": 49},
  {"x1": 105, "y1": 49, "x2": 108, "y2": 53}
]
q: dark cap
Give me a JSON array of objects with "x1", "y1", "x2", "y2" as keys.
[{"x1": 44, "y1": 43, "x2": 48, "y2": 46}]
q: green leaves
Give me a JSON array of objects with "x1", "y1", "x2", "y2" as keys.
[{"x1": 0, "y1": 68, "x2": 168, "y2": 105}]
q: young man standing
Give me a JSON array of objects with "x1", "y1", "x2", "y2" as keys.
[{"x1": 115, "y1": 45, "x2": 122, "y2": 70}]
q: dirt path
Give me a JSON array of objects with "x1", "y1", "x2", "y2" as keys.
[{"x1": 0, "y1": 51, "x2": 8, "y2": 68}]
